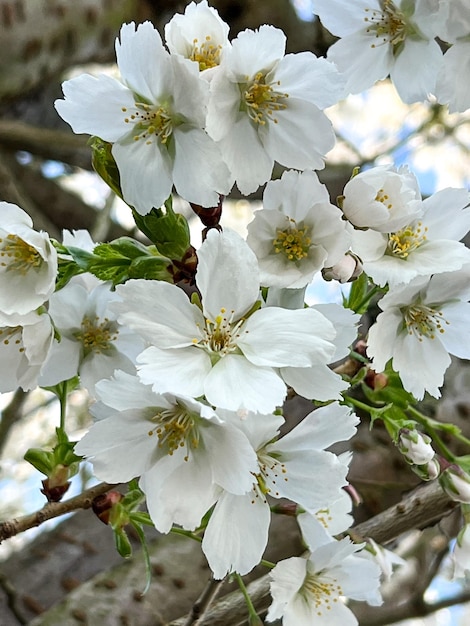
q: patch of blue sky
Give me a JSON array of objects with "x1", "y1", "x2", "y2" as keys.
[{"x1": 291, "y1": 0, "x2": 316, "y2": 21}]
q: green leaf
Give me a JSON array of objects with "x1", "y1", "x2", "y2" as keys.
[
  {"x1": 128, "y1": 256, "x2": 173, "y2": 282},
  {"x1": 65, "y1": 241, "x2": 172, "y2": 286},
  {"x1": 24, "y1": 448, "x2": 53, "y2": 475},
  {"x1": 344, "y1": 271, "x2": 370, "y2": 313},
  {"x1": 132, "y1": 202, "x2": 191, "y2": 260},
  {"x1": 90, "y1": 137, "x2": 123, "y2": 199},
  {"x1": 114, "y1": 527, "x2": 132, "y2": 558},
  {"x1": 55, "y1": 258, "x2": 85, "y2": 291}
]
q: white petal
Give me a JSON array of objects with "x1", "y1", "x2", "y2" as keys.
[
  {"x1": 112, "y1": 139, "x2": 173, "y2": 214},
  {"x1": 281, "y1": 364, "x2": 347, "y2": 401},
  {"x1": 277, "y1": 403, "x2": 358, "y2": 452},
  {"x1": 114, "y1": 280, "x2": 205, "y2": 347},
  {"x1": 196, "y1": 229, "x2": 260, "y2": 320},
  {"x1": 172, "y1": 126, "x2": 231, "y2": 206},
  {"x1": 202, "y1": 421, "x2": 258, "y2": 494},
  {"x1": 202, "y1": 491, "x2": 270, "y2": 578},
  {"x1": 137, "y1": 346, "x2": 211, "y2": 397},
  {"x1": 391, "y1": 39, "x2": 442, "y2": 103},
  {"x1": 219, "y1": 115, "x2": 274, "y2": 194},
  {"x1": 239, "y1": 307, "x2": 335, "y2": 367},
  {"x1": 265, "y1": 449, "x2": 348, "y2": 511},
  {"x1": 260, "y1": 98, "x2": 334, "y2": 170},
  {"x1": 116, "y1": 22, "x2": 169, "y2": 101},
  {"x1": 55, "y1": 74, "x2": 135, "y2": 141},
  {"x1": 204, "y1": 354, "x2": 286, "y2": 412},
  {"x1": 75, "y1": 413, "x2": 157, "y2": 482}
]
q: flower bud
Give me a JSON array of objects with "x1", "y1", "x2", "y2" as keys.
[
  {"x1": 440, "y1": 466, "x2": 470, "y2": 504},
  {"x1": 398, "y1": 428, "x2": 434, "y2": 465},
  {"x1": 411, "y1": 457, "x2": 440, "y2": 481},
  {"x1": 364, "y1": 367, "x2": 388, "y2": 391},
  {"x1": 322, "y1": 252, "x2": 363, "y2": 284},
  {"x1": 92, "y1": 491, "x2": 124, "y2": 525}
]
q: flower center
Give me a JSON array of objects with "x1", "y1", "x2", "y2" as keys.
[
  {"x1": 190, "y1": 36, "x2": 222, "y2": 70},
  {"x1": 364, "y1": 0, "x2": 408, "y2": 49},
  {"x1": 404, "y1": 304, "x2": 449, "y2": 340},
  {"x1": 242, "y1": 72, "x2": 288, "y2": 125},
  {"x1": 256, "y1": 449, "x2": 288, "y2": 498},
  {"x1": 122, "y1": 102, "x2": 173, "y2": 145},
  {"x1": 273, "y1": 219, "x2": 312, "y2": 262},
  {"x1": 0, "y1": 234, "x2": 42, "y2": 275},
  {"x1": 387, "y1": 221, "x2": 427, "y2": 259},
  {"x1": 148, "y1": 404, "x2": 200, "y2": 459},
  {"x1": 302, "y1": 569, "x2": 343, "y2": 615},
  {"x1": 375, "y1": 188, "x2": 393, "y2": 210},
  {"x1": 194, "y1": 308, "x2": 246, "y2": 362},
  {"x1": 76, "y1": 316, "x2": 119, "y2": 356}
]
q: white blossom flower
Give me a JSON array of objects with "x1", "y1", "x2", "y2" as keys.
[
  {"x1": 113, "y1": 229, "x2": 337, "y2": 413},
  {"x1": 40, "y1": 277, "x2": 144, "y2": 395},
  {"x1": 0, "y1": 309, "x2": 54, "y2": 392},
  {"x1": 55, "y1": 22, "x2": 231, "y2": 214},
  {"x1": 247, "y1": 170, "x2": 351, "y2": 289},
  {"x1": 201, "y1": 402, "x2": 358, "y2": 578},
  {"x1": 0, "y1": 201, "x2": 57, "y2": 315},
  {"x1": 435, "y1": 0, "x2": 470, "y2": 113},
  {"x1": 314, "y1": 0, "x2": 447, "y2": 103},
  {"x1": 351, "y1": 187, "x2": 470, "y2": 287},
  {"x1": 367, "y1": 265, "x2": 470, "y2": 399},
  {"x1": 205, "y1": 25, "x2": 343, "y2": 194},
  {"x1": 341, "y1": 165, "x2": 423, "y2": 232},
  {"x1": 267, "y1": 538, "x2": 382, "y2": 626},
  {"x1": 74, "y1": 370, "x2": 258, "y2": 533},
  {"x1": 165, "y1": 0, "x2": 230, "y2": 74}
]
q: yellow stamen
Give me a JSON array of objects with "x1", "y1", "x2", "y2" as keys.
[
  {"x1": 0, "y1": 234, "x2": 42, "y2": 274},
  {"x1": 243, "y1": 72, "x2": 288, "y2": 125}
]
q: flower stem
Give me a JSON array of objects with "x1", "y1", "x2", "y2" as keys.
[
  {"x1": 234, "y1": 573, "x2": 261, "y2": 625},
  {"x1": 58, "y1": 382, "x2": 67, "y2": 432}
]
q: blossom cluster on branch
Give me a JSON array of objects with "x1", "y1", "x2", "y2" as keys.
[{"x1": 1, "y1": 1, "x2": 470, "y2": 624}]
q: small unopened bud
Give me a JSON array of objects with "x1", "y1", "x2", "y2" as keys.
[
  {"x1": 322, "y1": 252, "x2": 363, "y2": 284},
  {"x1": 398, "y1": 428, "x2": 435, "y2": 465},
  {"x1": 440, "y1": 466, "x2": 470, "y2": 503},
  {"x1": 40, "y1": 464, "x2": 72, "y2": 502},
  {"x1": 364, "y1": 367, "x2": 388, "y2": 390},
  {"x1": 41, "y1": 478, "x2": 71, "y2": 503},
  {"x1": 411, "y1": 457, "x2": 441, "y2": 481},
  {"x1": 270, "y1": 502, "x2": 298, "y2": 517},
  {"x1": 92, "y1": 491, "x2": 124, "y2": 525}
]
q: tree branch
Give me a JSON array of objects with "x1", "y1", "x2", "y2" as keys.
[{"x1": 0, "y1": 482, "x2": 115, "y2": 543}]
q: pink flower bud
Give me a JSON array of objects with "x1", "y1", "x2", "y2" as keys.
[{"x1": 322, "y1": 252, "x2": 363, "y2": 284}]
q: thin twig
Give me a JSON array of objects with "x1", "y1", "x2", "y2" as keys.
[
  {"x1": 183, "y1": 579, "x2": 226, "y2": 626},
  {"x1": 0, "y1": 482, "x2": 115, "y2": 543}
]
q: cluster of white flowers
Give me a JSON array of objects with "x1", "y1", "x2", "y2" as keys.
[
  {"x1": 3, "y1": 1, "x2": 470, "y2": 624},
  {"x1": 314, "y1": 0, "x2": 469, "y2": 111}
]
